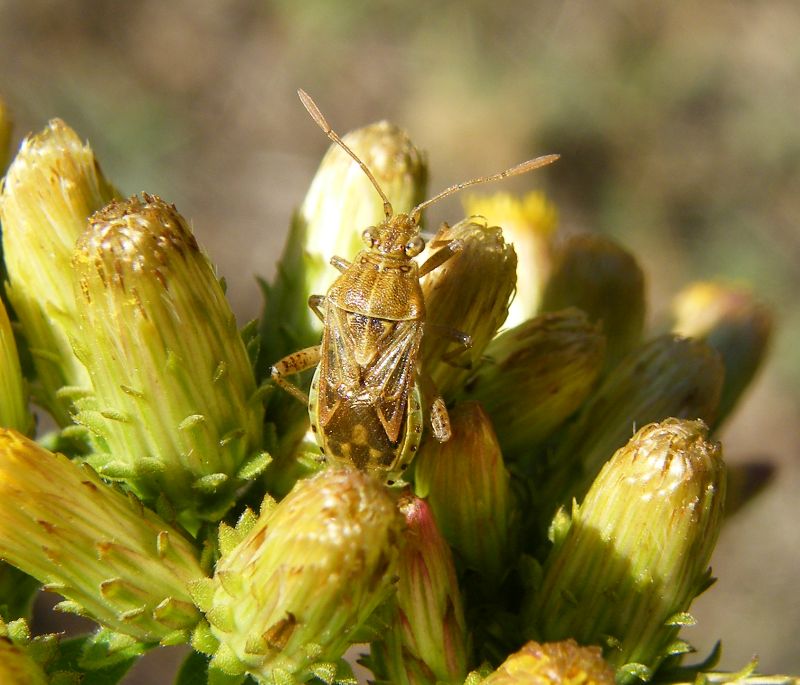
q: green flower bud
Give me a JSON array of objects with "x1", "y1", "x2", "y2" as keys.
[
  {"x1": 526, "y1": 419, "x2": 726, "y2": 679},
  {"x1": 421, "y1": 218, "x2": 517, "y2": 399},
  {"x1": 415, "y1": 402, "x2": 515, "y2": 582},
  {"x1": 72, "y1": 194, "x2": 268, "y2": 530},
  {"x1": 0, "y1": 429, "x2": 205, "y2": 644},
  {"x1": 539, "y1": 233, "x2": 645, "y2": 370},
  {"x1": 539, "y1": 335, "x2": 723, "y2": 527},
  {"x1": 259, "y1": 121, "x2": 427, "y2": 371},
  {"x1": 461, "y1": 309, "x2": 605, "y2": 461},
  {"x1": 0, "y1": 119, "x2": 118, "y2": 425},
  {"x1": 0, "y1": 298, "x2": 33, "y2": 435},
  {"x1": 462, "y1": 191, "x2": 558, "y2": 329},
  {"x1": 478, "y1": 639, "x2": 615, "y2": 685},
  {"x1": 0, "y1": 97, "x2": 11, "y2": 173},
  {"x1": 0, "y1": 637, "x2": 48, "y2": 685},
  {"x1": 198, "y1": 468, "x2": 403, "y2": 684},
  {"x1": 672, "y1": 281, "x2": 773, "y2": 428},
  {"x1": 369, "y1": 496, "x2": 469, "y2": 685}
]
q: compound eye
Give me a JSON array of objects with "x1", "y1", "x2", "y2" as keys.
[
  {"x1": 362, "y1": 227, "x2": 378, "y2": 247},
  {"x1": 404, "y1": 235, "x2": 425, "y2": 257}
]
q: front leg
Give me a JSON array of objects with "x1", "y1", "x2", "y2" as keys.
[
  {"x1": 330, "y1": 255, "x2": 351, "y2": 273},
  {"x1": 270, "y1": 345, "x2": 321, "y2": 405}
]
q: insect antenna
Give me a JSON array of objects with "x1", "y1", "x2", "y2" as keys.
[
  {"x1": 410, "y1": 154, "x2": 560, "y2": 223},
  {"x1": 298, "y1": 89, "x2": 394, "y2": 219}
]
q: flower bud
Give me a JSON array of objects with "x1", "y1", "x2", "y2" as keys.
[
  {"x1": 479, "y1": 639, "x2": 615, "y2": 685},
  {"x1": 526, "y1": 419, "x2": 726, "y2": 678},
  {"x1": 0, "y1": 298, "x2": 33, "y2": 435},
  {"x1": 539, "y1": 233, "x2": 645, "y2": 370},
  {"x1": 414, "y1": 402, "x2": 515, "y2": 582},
  {"x1": 72, "y1": 195, "x2": 268, "y2": 530},
  {"x1": 196, "y1": 468, "x2": 403, "y2": 683},
  {"x1": 461, "y1": 309, "x2": 605, "y2": 461},
  {"x1": 0, "y1": 637, "x2": 48, "y2": 685},
  {"x1": 0, "y1": 119, "x2": 117, "y2": 425},
  {"x1": 258, "y1": 121, "x2": 427, "y2": 372},
  {"x1": 463, "y1": 191, "x2": 558, "y2": 328},
  {"x1": 672, "y1": 281, "x2": 773, "y2": 427},
  {"x1": 0, "y1": 429, "x2": 205, "y2": 644},
  {"x1": 369, "y1": 496, "x2": 469, "y2": 685},
  {"x1": 421, "y1": 218, "x2": 517, "y2": 398},
  {"x1": 539, "y1": 335, "x2": 723, "y2": 527}
]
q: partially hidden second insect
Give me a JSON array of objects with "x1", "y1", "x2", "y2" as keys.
[{"x1": 271, "y1": 89, "x2": 558, "y2": 484}]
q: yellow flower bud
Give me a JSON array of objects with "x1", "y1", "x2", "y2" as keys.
[
  {"x1": 0, "y1": 119, "x2": 117, "y2": 425},
  {"x1": 463, "y1": 191, "x2": 558, "y2": 328},
  {"x1": 672, "y1": 280, "x2": 773, "y2": 427},
  {"x1": 72, "y1": 194, "x2": 268, "y2": 530},
  {"x1": 199, "y1": 468, "x2": 403, "y2": 683},
  {"x1": 527, "y1": 419, "x2": 726, "y2": 679},
  {"x1": 0, "y1": 298, "x2": 32, "y2": 435},
  {"x1": 0, "y1": 429, "x2": 205, "y2": 644}
]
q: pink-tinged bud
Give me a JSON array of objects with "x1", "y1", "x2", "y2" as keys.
[
  {"x1": 369, "y1": 496, "x2": 469, "y2": 685},
  {"x1": 415, "y1": 402, "x2": 515, "y2": 582}
]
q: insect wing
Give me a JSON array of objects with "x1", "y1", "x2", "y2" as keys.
[
  {"x1": 364, "y1": 319, "x2": 421, "y2": 443},
  {"x1": 317, "y1": 303, "x2": 359, "y2": 428}
]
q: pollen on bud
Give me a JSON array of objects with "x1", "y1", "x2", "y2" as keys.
[
  {"x1": 526, "y1": 419, "x2": 726, "y2": 676},
  {"x1": 479, "y1": 639, "x2": 615, "y2": 685},
  {"x1": 369, "y1": 496, "x2": 470, "y2": 685},
  {"x1": 415, "y1": 402, "x2": 515, "y2": 582},
  {"x1": 71, "y1": 194, "x2": 266, "y2": 531},
  {"x1": 463, "y1": 191, "x2": 558, "y2": 328},
  {"x1": 538, "y1": 335, "x2": 723, "y2": 528},
  {"x1": 204, "y1": 468, "x2": 403, "y2": 683},
  {"x1": 0, "y1": 429, "x2": 205, "y2": 644},
  {"x1": 672, "y1": 280, "x2": 773, "y2": 428},
  {"x1": 0, "y1": 119, "x2": 117, "y2": 425},
  {"x1": 0, "y1": 298, "x2": 33, "y2": 435},
  {"x1": 539, "y1": 233, "x2": 645, "y2": 371},
  {"x1": 461, "y1": 309, "x2": 605, "y2": 461},
  {"x1": 421, "y1": 217, "x2": 517, "y2": 399}
]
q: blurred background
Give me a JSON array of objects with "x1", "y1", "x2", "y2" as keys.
[{"x1": 1, "y1": 0, "x2": 798, "y2": 682}]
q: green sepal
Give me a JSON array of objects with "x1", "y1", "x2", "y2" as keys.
[
  {"x1": 191, "y1": 619, "x2": 220, "y2": 656},
  {"x1": 218, "y1": 521, "x2": 243, "y2": 557},
  {"x1": 158, "y1": 629, "x2": 190, "y2": 647},
  {"x1": 237, "y1": 451, "x2": 272, "y2": 480},
  {"x1": 663, "y1": 639, "x2": 695, "y2": 657},
  {"x1": 240, "y1": 319, "x2": 261, "y2": 369},
  {"x1": 216, "y1": 570, "x2": 244, "y2": 598},
  {"x1": 616, "y1": 662, "x2": 653, "y2": 685},
  {"x1": 78, "y1": 629, "x2": 147, "y2": 670},
  {"x1": 665, "y1": 612, "x2": 696, "y2": 627},
  {"x1": 188, "y1": 578, "x2": 216, "y2": 613},
  {"x1": 206, "y1": 604, "x2": 236, "y2": 633},
  {"x1": 210, "y1": 641, "x2": 247, "y2": 675},
  {"x1": 237, "y1": 506, "x2": 261, "y2": 535},
  {"x1": 45, "y1": 634, "x2": 138, "y2": 685},
  {"x1": 53, "y1": 600, "x2": 90, "y2": 617},
  {"x1": 93, "y1": 459, "x2": 136, "y2": 480},
  {"x1": 194, "y1": 473, "x2": 229, "y2": 494}
]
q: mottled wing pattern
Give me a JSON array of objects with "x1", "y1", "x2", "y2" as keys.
[
  {"x1": 317, "y1": 303, "x2": 359, "y2": 428},
  {"x1": 364, "y1": 319, "x2": 422, "y2": 443}
]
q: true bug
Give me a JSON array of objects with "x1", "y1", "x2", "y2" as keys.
[{"x1": 271, "y1": 89, "x2": 558, "y2": 483}]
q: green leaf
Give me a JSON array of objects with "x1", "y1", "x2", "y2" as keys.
[{"x1": 175, "y1": 650, "x2": 210, "y2": 685}]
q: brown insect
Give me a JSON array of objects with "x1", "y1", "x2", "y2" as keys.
[{"x1": 271, "y1": 89, "x2": 558, "y2": 484}]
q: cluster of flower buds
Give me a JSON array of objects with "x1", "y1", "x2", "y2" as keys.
[{"x1": 0, "y1": 93, "x2": 787, "y2": 685}]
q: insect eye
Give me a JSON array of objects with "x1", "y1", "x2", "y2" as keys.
[
  {"x1": 405, "y1": 235, "x2": 425, "y2": 257},
  {"x1": 362, "y1": 227, "x2": 378, "y2": 247}
]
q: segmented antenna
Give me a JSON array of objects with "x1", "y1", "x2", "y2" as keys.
[
  {"x1": 410, "y1": 154, "x2": 560, "y2": 222},
  {"x1": 298, "y1": 89, "x2": 394, "y2": 218}
]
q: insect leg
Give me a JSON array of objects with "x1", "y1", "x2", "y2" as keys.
[
  {"x1": 418, "y1": 238, "x2": 464, "y2": 277},
  {"x1": 270, "y1": 346, "x2": 321, "y2": 405},
  {"x1": 429, "y1": 396, "x2": 452, "y2": 442},
  {"x1": 329, "y1": 255, "x2": 351, "y2": 273},
  {"x1": 308, "y1": 294, "x2": 326, "y2": 323},
  {"x1": 426, "y1": 323, "x2": 473, "y2": 367}
]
